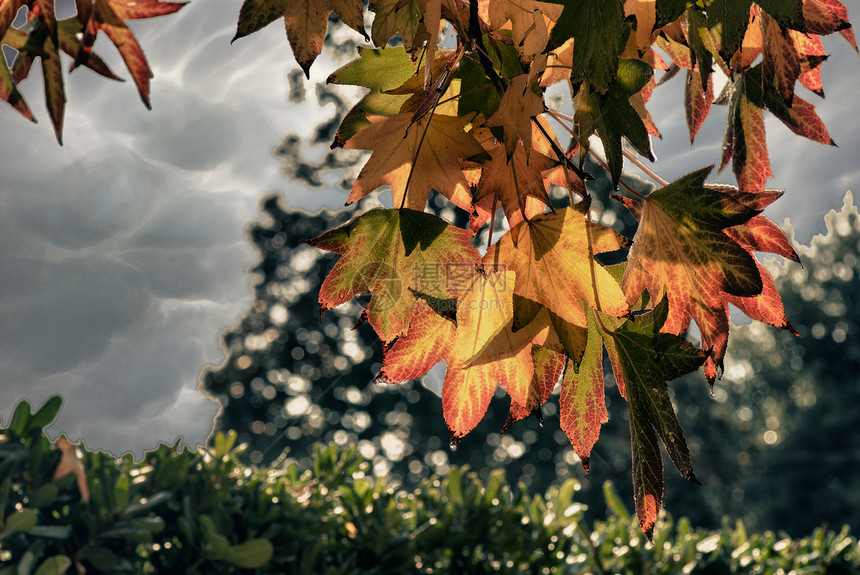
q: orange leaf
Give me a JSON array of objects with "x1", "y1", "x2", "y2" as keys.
[
  {"x1": 761, "y1": 13, "x2": 801, "y2": 104},
  {"x1": 486, "y1": 0, "x2": 563, "y2": 59},
  {"x1": 619, "y1": 166, "x2": 766, "y2": 383},
  {"x1": 80, "y1": 0, "x2": 186, "y2": 108},
  {"x1": 345, "y1": 112, "x2": 486, "y2": 211},
  {"x1": 487, "y1": 74, "x2": 545, "y2": 160},
  {"x1": 685, "y1": 67, "x2": 713, "y2": 145},
  {"x1": 484, "y1": 205, "x2": 629, "y2": 329}
]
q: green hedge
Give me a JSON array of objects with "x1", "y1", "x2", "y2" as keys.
[{"x1": 1, "y1": 397, "x2": 858, "y2": 574}]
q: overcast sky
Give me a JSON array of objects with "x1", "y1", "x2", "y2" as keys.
[{"x1": 0, "y1": 4, "x2": 858, "y2": 457}]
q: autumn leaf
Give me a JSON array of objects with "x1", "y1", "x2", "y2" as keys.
[
  {"x1": 77, "y1": 0, "x2": 186, "y2": 109},
  {"x1": 308, "y1": 208, "x2": 480, "y2": 343},
  {"x1": 487, "y1": 73, "x2": 545, "y2": 160},
  {"x1": 685, "y1": 67, "x2": 713, "y2": 145},
  {"x1": 505, "y1": 344, "x2": 566, "y2": 430},
  {"x1": 486, "y1": 0, "x2": 564, "y2": 60},
  {"x1": 380, "y1": 269, "x2": 544, "y2": 439},
  {"x1": 327, "y1": 46, "x2": 421, "y2": 145},
  {"x1": 369, "y1": 0, "x2": 429, "y2": 52},
  {"x1": 712, "y1": 184, "x2": 800, "y2": 334},
  {"x1": 468, "y1": 121, "x2": 574, "y2": 232},
  {"x1": 484, "y1": 204, "x2": 630, "y2": 331},
  {"x1": 2, "y1": 15, "x2": 66, "y2": 141},
  {"x1": 803, "y1": 0, "x2": 857, "y2": 51},
  {"x1": 558, "y1": 308, "x2": 610, "y2": 472},
  {"x1": 619, "y1": 166, "x2": 765, "y2": 382},
  {"x1": 233, "y1": 0, "x2": 367, "y2": 77},
  {"x1": 604, "y1": 298, "x2": 706, "y2": 538},
  {"x1": 343, "y1": 111, "x2": 486, "y2": 212},
  {"x1": 705, "y1": 0, "x2": 804, "y2": 61},
  {"x1": 761, "y1": 12, "x2": 801, "y2": 104},
  {"x1": 720, "y1": 71, "x2": 772, "y2": 194}
]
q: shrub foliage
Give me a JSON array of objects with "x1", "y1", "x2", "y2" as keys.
[{"x1": 2, "y1": 398, "x2": 859, "y2": 574}]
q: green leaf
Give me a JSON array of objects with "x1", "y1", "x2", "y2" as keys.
[
  {"x1": 80, "y1": 547, "x2": 118, "y2": 572},
  {"x1": 113, "y1": 474, "x2": 130, "y2": 510},
  {"x1": 548, "y1": 0, "x2": 628, "y2": 92},
  {"x1": 200, "y1": 514, "x2": 231, "y2": 559},
  {"x1": 30, "y1": 484, "x2": 59, "y2": 509},
  {"x1": 655, "y1": 0, "x2": 688, "y2": 28},
  {"x1": 32, "y1": 556, "x2": 72, "y2": 575},
  {"x1": 212, "y1": 430, "x2": 237, "y2": 459},
  {"x1": 605, "y1": 298, "x2": 706, "y2": 538},
  {"x1": 225, "y1": 539, "x2": 275, "y2": 569},
  {"x1": 5, "y1": 509, "x2": 39, "y2": 533},
  {"x1": 130, "y1": 517, "x2": 166, "y2": 533},
  {"x1": 9, "y1": 399, "x2": 32, "y2": 436},
  {"x1": 28, "y1": 525, "x2": 72, "y2": 539},
  {"x1": 578, "y1": 59, "x2": 654, "y2": 188},
  {"x1": 28, "y1": 396, "x2": 62, "y2": 432},
  {"x1": 327, "y1": 46, "x2": 415, "y2": 146}
]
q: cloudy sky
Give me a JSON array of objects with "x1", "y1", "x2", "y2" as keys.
[{"x1": 0, "y1": 3, "x2": 858, "y2": 457}]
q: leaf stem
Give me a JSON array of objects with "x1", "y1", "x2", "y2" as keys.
[
  {"x1": 400, "y1": 104, "x2": 438, "y2": 210},
  {"x1": 547, "y1": 109, "x2": 667, "y2": 187}
]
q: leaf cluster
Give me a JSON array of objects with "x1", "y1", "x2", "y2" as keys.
[
  {"x1": 229, "y1": 0, "x2": 857, "y2": 536},
  {"x1": 0, "y1": 0, "x2": 186, "y2": 143},
  {"x1": 3, "y1": 396, "x2": 860, "y2": 574}
]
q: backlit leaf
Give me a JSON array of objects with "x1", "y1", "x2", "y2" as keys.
[
  {"x1": 484, "y1": 205, "x2": 630, "y2": 329},
  {"x1": 344, "y1": 112, "x2": 486, "y2": 212},
  {"x1": 308, "y1": 208, "x2": 480, "y2": 343}
]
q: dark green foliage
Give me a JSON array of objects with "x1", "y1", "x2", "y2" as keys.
[{"x1": 2, "y1": 403, "x2": 860, "y2": 574}]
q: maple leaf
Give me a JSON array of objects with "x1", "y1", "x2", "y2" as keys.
[
  {"x1": 487, "y1": 73, "x2": 545, "y2": 160},
  {"x1": 343, "y1": 112, "x2": 486, "y2": 212},
  {"x1": 505, "y1": 344, "x2": 566, "y2": 430},
  {"x1": 76, "y1": 0, "x2": 186, "y2": 109},
  {"x1": 705, "y1": 0, "x2": 804, "y2": 61},
  {"x1": 369, "y1": 0, "x2": 429, "y2": 52},
  {"x1": 624, "y1": 0, "x2": 657, "y2": 56},
  {"x1": 603, "y1": 298, "x2": 706, "y2": 539},
  {"x1": 468, "y1": 121, "x2": 574, "y2": 231},
  {"x1": 233, "y1": 0, "x2": 368, "y2": 77},
  {"x1": 380, "y1": 269, "x2": 546, "y2": 439},
  {"x1": 803, "y1": 0, "x2": 857, "y2": 52},
  {"x1": 307, "y1": 208, "x2": 480, "y2": 343},
  {"x1": 575, "y1": 58, "x2": 655, "y2": 188},
  {"x1": 327, "y1": 46, "x2": 421, "y2": 146},
  {"x1": 547, "y1": 0, "x2": 628, "y2": 92},
  {"x1": 619, "y1": 166, "x2": 766, "y2": 382},
  {"x1": 486, "y1": 0, "x2": 564, "y2": 60},
  {"x1": 711, "y1": 184, "x2": 800, "y2": 333},
  {"x1": 720, "y1": 75, "x2": 772, "y2": 194},
  {"x1": 748, "y1": 64, "x2": 836, "y2": 146},
  {"x1": 483, "y1": 204, "x2": 630, "y2": 332},
  {"x1": 2, "y1": 13, "x2": 66, "y2": 141}
]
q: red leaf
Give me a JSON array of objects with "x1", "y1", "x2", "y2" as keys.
[{"x1": 684, "y1": 67, "x2": 713, "y2": 145}]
